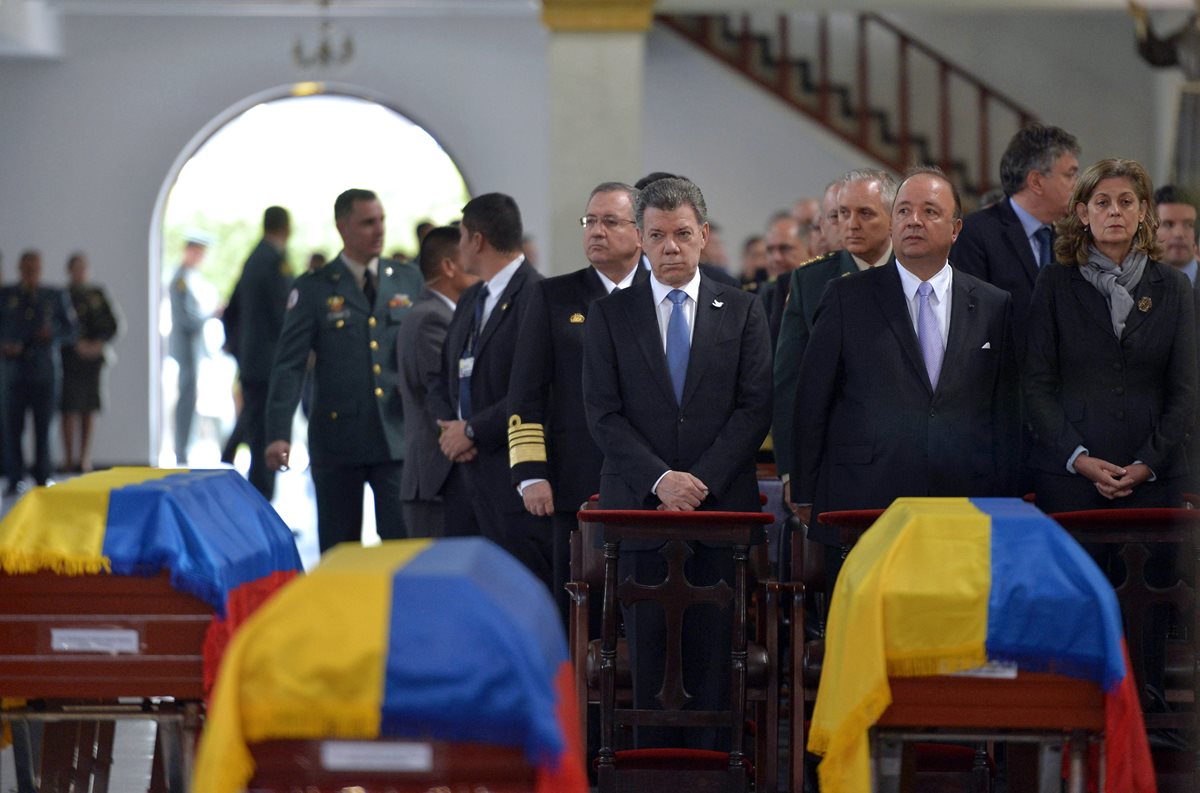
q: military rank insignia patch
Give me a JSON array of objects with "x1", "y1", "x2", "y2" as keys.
[
  {"x1": 388, "y1": 294, "x2": 412, "y2": 309},
  {"x1": 508, "y1": 415, "x2": 547, "y2": 466},
  {"x1": 326, "y1": 295, "x2": 345, "y2": 311}
]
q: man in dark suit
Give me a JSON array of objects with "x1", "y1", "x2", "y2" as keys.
[
  {"x1": 951, "y1": 124, "x2": 1079, "y2": 351},
  {"x1": 429, "y1": 193, "x2": 552, "y2": 588},
  {"x1": 1153, "y1": 184, "x2": 1200, "y2": 493},
  {"x1": 231, "y1": 205, "x2": 291, "y2": 500},
  {"x1": 265, "y1": 188, "x2": 423, "y2": 552},
  {"x1": 794, "y1": 167, "x2": 1020, "y2": 589},
  {"x1": 397, "y1": 226, "x2": 478, "y2": 537},
  {"x1": 773, "y1": 169, "x2": 896, "y2": 500},
  {"x1": 1, "y1": 250, "x2": 76, "y2": 493},
  {"x1": 507, "y1": 181, "x2": 648, "y2": 622},
  {"x1": 583, "y1": 177, "x2": 772, "y2": 747}
]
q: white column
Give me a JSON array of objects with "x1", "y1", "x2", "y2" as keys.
[{"x1": 543, "y1": 0, "x2": 653, "y2": 276}]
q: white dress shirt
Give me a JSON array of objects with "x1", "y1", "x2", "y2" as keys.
[
  {"x1": 649, "y1": 268, "x2": 700, "y2": 350},
  {"x1": 595, "y1": 265, "x2": 638, "y2": 294},
  {"x1": 896, "y1": 260, "x2": 953, "y2": 350}
]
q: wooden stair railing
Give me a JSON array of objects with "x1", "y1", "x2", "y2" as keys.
[{"x1": 657, "y1": 12, "x2": 1039, "y2": 200}]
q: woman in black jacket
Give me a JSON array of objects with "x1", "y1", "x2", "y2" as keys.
[{"x1": 1024, "y1": 158, "x2": 1197, "y2": 512}]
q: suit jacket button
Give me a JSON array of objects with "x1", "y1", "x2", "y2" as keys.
[
  {"x1": 330, "y1": 411, "x2": 338, "y2": 420},
  {"x1": 374, "y1": 387, "x2": 384, "y2": 397},
  {"x1": 370, "y1": 340, "x2": 379, "y2": 350},
  {"x1": 1113, "y1": 385, "x2": 1124, "y2": 395},
  {"x1": 373, "y1": 363, "x2": 382, "y2": 375},
  {"x1": 929, "y1": 408, "x2": 936, "y2": 417},
  {"x1": 369, "y1": 316, "x2": 377, "y2": 328}
]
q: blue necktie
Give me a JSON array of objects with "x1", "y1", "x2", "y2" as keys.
[
  {"x1": 666, "y1": 289, "x2": 690, "y2": 404},
  {"x1": 459, "y1": 284, "x2": 488, "y2": 419},
  {"x1": 1034, "y1": 226, "x2": 1053, "y2": 269},
  {"x1": 917, "y1": 281, "x2": 943, "y2": 391}
]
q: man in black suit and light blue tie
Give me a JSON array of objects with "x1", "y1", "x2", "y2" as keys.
[
  {"x1": 429, "y1": 193, "x2": 552, "y2": 588},
  {"x1": 397, "y1": 226, "x2": 478, "y2": 537},
  {"x1": 794, "y1": 167, "x2": 1020, "y2": 592},
  {"x1": 951, "y1": 124, "x2": 1080, "y2": 352},
  {"x1": 583, "y1": 177, "x2": 772, "y2": 746}
]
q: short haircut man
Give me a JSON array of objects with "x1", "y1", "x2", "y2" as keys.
[
  {"x1": 429, "y1": 192, "x2": 552, "y2": 588},
  {"x1": 507, "y1": 180, "x2": 647, "y2": 623},
  {"x1": 418, "y1": 226, "x2": 462, "y2": 282},
  {"x1": 1154, "y1": 184, "x2": 1200, "y2": 279},
  {"x1": 583, "y1": 175, "x2": 772, "y2": 748},
  {"x1": 794, "y1": 166, "x2": 1019, "y2": 590},
  {"x1": 773, "y1": 168, "x2": 895, "y2": 497},
  {"x1": 952, "y1": 124, "x2": 1080, "y2": 352},
  {"x1": 265, "y1": 188, "x2": 424, "y2": 551}
]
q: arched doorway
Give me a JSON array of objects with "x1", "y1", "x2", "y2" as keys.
[{"x1": 150, "y1": 83, "x2": 470, "y2": 560}]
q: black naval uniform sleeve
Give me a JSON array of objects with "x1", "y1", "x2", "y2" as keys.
[{"x1": 506, "y1": 280, "x2": 553, "y2": 485}]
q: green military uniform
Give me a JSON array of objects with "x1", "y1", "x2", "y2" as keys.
[
  {"x1": 265, "y1": 255, "x2": 423, "y2": 551},
  {"x1": 772, "y1": 249, "x2": 859, "y2": 483}
]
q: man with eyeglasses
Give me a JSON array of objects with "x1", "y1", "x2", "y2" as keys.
[{"x1": 506, "y1": 181, "x2": 648, "y2": 625}]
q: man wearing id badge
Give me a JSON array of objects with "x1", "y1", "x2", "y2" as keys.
[{"x1": 430, "y1": 193, "x2": 553, "y2": 591}]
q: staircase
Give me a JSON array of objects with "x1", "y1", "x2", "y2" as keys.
[{"x1": 657, "y1": 12, "x2": 1038, "y2": 201}]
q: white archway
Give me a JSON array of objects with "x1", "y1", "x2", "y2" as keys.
[{"x1": 148, "y1": 81, "x2": 471, "y2": 465}]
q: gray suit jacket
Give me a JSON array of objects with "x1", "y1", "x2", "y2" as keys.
[{"x1": 397, "y1": 289, "x2": 455, "y2": 501}]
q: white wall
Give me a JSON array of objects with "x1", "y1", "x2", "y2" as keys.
[
  {"x1": 0, "y1": 6, "x2": 1174, "y2": 466},
  {"x1": 0, "y1": 11, "x2": 551, "y2": 465}
]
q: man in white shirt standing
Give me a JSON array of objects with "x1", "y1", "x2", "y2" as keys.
[
  {"x1": 794, "y1": 167, "x2": 1020, "y2": 592},
  {"x1": 506, "y1": 181, "x2": 648, "y2": 624}
]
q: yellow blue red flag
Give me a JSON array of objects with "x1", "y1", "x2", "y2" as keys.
[
  {"x1": 194, "y1": 537, "x2": 587, "y2": 793},
  {"x1": 809, "y1": 497, "x2": 1154, "y2": 793}
]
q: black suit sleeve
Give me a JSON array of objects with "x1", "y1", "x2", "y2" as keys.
[
  {"x1": 992, "y1": 293, "x2": 1021, "y2": 496},
  {"x1": 689, "y1": 297, "x2": 773, "y2": 498},
  {"x1": 773, "y1": 268, "x2": 807, "y2": 480},
  {"x1": 1135, "y1": 280, "x2": 1197, "y2": 471},
  {"x1": 506, "y1": 281, "x2": 553, "y2": 485},
  {"x1": 792, "y1": 279, "x2": 846, "y2": 505},
  {"x1": 950, "y1": 220, "x2": 991, "y2": 284},
  {"x1": 1022, "y1": 268, "x2": 1086, "y2": 466},
  {"x1": 582, "y1": 299, "x2": 672, "y2": 498}
]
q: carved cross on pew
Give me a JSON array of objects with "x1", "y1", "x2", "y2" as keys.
[{"x1": 617, "y1": 539, "x2": 733, "y2": 710}]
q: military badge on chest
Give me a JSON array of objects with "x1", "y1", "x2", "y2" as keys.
[{"x1": 326, "y1": 294, "x2": 350, "y2": 323}]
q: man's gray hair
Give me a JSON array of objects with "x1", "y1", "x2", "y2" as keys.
[
  {"x1": 588, "y1": 181, "x2": 639, "y2": 208},
  {"x1": 840, "y1": 168, "x2": 899, "y2": 209},
  {"x1": 635, "y1": 177, "x2": 708, "y2": 230}
]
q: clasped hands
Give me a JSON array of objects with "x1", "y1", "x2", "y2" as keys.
[
  {"x1": 436, "y1": 419, "x2": 478, "y2": 463},
  {"x1": 656, "y1": 470, "x2": 709, "y2": 511},
  {"x1": 1074, "y1": 454, "x2": 1151, "y2": 500}
]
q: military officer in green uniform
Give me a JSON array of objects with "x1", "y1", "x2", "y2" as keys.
[{"x1": 265, "y1": 188, "x2": 423, "y2": 551}]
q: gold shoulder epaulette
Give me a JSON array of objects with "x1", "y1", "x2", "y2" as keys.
[
  {"x1": 508, "y1": 414, "x2": 548, "y2": 467},
  {"x1": 797, "y1": 251, "x2": 836, "y2": 269}
]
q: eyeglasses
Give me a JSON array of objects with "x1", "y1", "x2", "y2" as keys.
[{"x1": 581, "y1": 215, "x2": 637, "y2": 230}]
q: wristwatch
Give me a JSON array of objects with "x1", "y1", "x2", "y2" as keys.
[{"x1": 464, "y1": 422, "x2": 475, "y2": 440}]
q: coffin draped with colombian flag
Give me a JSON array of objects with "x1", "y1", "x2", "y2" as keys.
[
  {"x1": 809, "y1": 497, "x2": 1154, "y2": 793},
  {"x1": 0, "y1": 467, "x2": 302, "y2": 693},
  {"x1": 193, "y1": 537, "x2": 587, "y2": 793}
]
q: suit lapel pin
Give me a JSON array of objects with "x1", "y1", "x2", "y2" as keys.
[
  {"x1": 711, "y1": 299, "x2": 724, "y2": 308},
  {"x1": 569, "y1": 312, "x2": 585, "y2": 324},
  {"x1": 384, "y1": 266, "x2": 394, "y2": 277},
  {"x1": 1138, "y1": 296, "x2": 1152, "y2": 313},
  {"x1": 501, "y1": 302, "x2": 509, "y2": 311}
]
